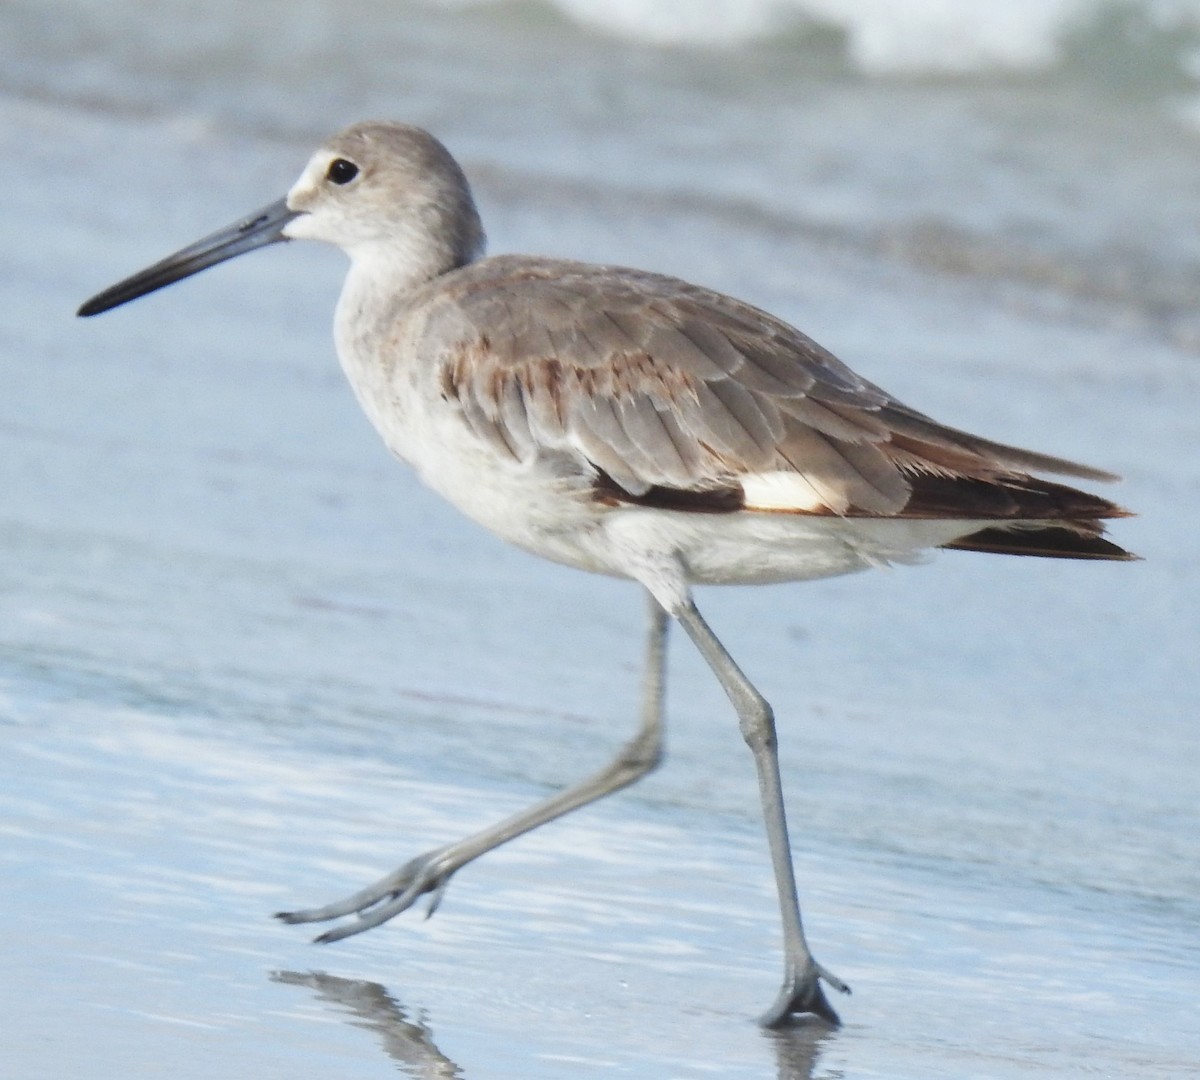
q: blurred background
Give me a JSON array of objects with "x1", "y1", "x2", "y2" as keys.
[{"x1": 2, "y1": 2, "x2": 1198, "y2": 1078}]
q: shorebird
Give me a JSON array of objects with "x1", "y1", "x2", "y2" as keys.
[{"x1": 78, "y1": 121, "x2": 1132, "y2": 1027}]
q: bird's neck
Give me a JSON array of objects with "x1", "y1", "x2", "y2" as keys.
[
  {"x1": 337, "y1": 238, "x2": 474, "y2": 345},
  {"x1": 332, "y1": 238, "x2": 480, "y2": 444}
]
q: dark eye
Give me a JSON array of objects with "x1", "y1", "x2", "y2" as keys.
[{"x1": 326, "y1": 158, "x2": 359, "y2": 185}]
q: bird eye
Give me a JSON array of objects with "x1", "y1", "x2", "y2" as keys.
[{"x1": 326, "y1": 158, "x2": 359, "y2": 185}]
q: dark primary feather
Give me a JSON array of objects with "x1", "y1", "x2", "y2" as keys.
[
  {"x1": 941, "y1": 525, "x2": 1132, "y2": 559},
  {"x1": 418, "y1": 255, "x2": 1131, "y2": 558}
]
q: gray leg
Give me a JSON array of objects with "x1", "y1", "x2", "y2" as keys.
[
  {"x1": 674, "y1": 599, "x2": 849, "y2": 1028},
  {"x1": 278, "y1": 593, "x2": 669, "y2": 940}
]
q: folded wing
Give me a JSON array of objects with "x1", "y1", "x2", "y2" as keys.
[{"x1": 419, "y1": 255, "x2": 1131, "y2": 557}]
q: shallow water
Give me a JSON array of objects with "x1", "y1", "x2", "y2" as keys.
[{"x1": 2, "y1": 2, "x2": 1199, "y2": 1077}]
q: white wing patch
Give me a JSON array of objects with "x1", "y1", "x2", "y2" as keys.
[{"x1": 741, "y1": 471, "x2": 830, "y2": 513}]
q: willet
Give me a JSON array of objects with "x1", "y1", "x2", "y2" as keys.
[{"x1": 78, "y1": 121, "x2": 1133, "y2": 1028}]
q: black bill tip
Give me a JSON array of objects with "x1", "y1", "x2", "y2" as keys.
[{"x1": 78, "y1": 196, "x2": 300, "y2": 317}]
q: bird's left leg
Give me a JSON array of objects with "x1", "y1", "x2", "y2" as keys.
[{"x1": 277, "y1": 593, "x2": 670, "y2": 940}]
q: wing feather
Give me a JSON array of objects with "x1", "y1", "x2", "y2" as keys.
[
  {"x1": 421, "y1": 256, "x2": 1120, "y2": 519},
  {"x1": 573, "y1": 394, "x2": 655, "y2": 494},
  {"x1": 615, "y1": 396, "x2": 693, "y2": 485}
]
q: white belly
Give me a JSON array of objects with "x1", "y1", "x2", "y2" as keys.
[{"x1": 379, "y1": 395, "x2": 973, "y2": 589}]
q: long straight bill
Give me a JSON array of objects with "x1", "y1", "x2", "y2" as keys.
[{"x1": 77, "y1": 197, "x2": 300, "y2": 317}]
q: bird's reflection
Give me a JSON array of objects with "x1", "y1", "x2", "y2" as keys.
[
  {"x1": 273, "y1": 969, "x2": 839, "y2": 1080},
  {"x1": 272, "y1": 970, "x2": 462, "y2": 1079},
  {"x1": 766, "y1": 1020, "x2": 841, "y2": 1080}
]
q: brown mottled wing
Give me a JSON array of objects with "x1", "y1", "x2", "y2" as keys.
[{"x1": 419, "y1": 255, "x2": 1118, "y2": 519}]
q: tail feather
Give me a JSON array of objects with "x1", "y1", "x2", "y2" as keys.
[{"x1": 942, "y1": 523, "x2": 1136, "y2": 561}]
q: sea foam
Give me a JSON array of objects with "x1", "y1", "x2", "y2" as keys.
[{"x1": 440, "y1": 0, "x2": 1200, "y2": 77}]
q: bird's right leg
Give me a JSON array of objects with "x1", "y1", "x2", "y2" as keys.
[
  {"x1": 276, "y1": 592, "x2": 669, "y2": 941},
  {"x1": 673, "y1": 597, "x2": 849, "y2": 1028}
]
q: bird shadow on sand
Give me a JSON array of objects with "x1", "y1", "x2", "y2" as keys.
[{"x1": 271, "y1": 969, "x2": 838, "y2": 1080}]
